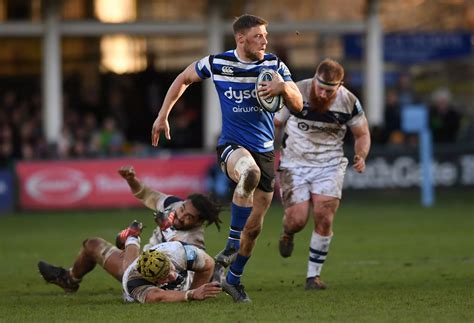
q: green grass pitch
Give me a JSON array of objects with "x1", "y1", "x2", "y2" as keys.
[{"x1": 0, "y1": 190, "x2": 473, "y2": 322}]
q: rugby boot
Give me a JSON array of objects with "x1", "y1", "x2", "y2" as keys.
[
  {"x1": 304, "y1": 276, "x2": 327, "y2": 290},
  {"x1": 221, "y1": 279, "x2": 251, "y2": 303},
  {"x1": 38, "y1": 261, "x2": 80, "y2": 293},
  {"x1": 211, "y1": 262, "x2": 226, "y2": 284},
  {"x1": 115, "y1": 220, "x2": 143, "y2": 249},
  {"x1": 214, "y1": 247, "x2": 238, "y2": 268},
  {"x1": 278, "y1": 233, "x2": 294, "y2": 258},
  {"x1": 154, "y1": 210, "x2": 176, "y2": 230}
]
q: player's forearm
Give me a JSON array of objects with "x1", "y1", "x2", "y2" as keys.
[
  {"x1": 145, "y1": 289, "x2": 192, "y2": 303},
  {"x1": 124, "y1": 175, "x2": 144, "y2": 195},
  {"x1": 157, "y1": 75, "x2": 191, "y2": 120},
  {"x1": 190, "y1": 256, "x2": 214, "y2": 289},
  {"x1": 354, "y1": 133, "x2": 371, "y2": 160},
  {"x1": 122, "y1": 175, "x2": 159, "y2": 211},
  {"x1": 273, "y1": 120, "x2": 284, "y2": 149},
  {"x1": 157, "y1": 64, "x2": 198, "y2": 120},
  {"x1": 281, "y1": 82, "x2": 303, "y2": 113},
  {"x1": 190, "y1": 270, "x2": 213, "y2": 289},
  {"x1": 133, "y1": 185, "x2": 163, "y2": 211}
]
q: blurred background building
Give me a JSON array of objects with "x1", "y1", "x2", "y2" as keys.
[
  {"x1": 0, "y1": 0, "x2": 473, "y2": 164},
  {"x1": 0, "y1": 0, "x2": 472, "y2": 191}
]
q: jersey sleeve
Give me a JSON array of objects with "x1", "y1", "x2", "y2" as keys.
[
  {"x1": 163, "y1": 196, "x2": 183, "y2": 209},
  {"x1": 195, "y1": 55, "x2": 213, "y2": 80},
  {"x1": 184, "y1": 245, "x2": 208, "y2": 272},
  {"x1": 128, "y1": 280, "x2": 157, "y2": 304},
  {"x1": 347, "y1": 98, "x2": 366, "y2": 127},
  {"x1": 155, "y1": 195, "x2": 183, "y2": 212},
  {"x1": 277, "y1": 60, "x2": 293, "y2": 82}
]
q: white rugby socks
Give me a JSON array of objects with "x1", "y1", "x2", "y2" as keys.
[{"x1": 307, "y1": 231, "x2": 332, "y2": 278}]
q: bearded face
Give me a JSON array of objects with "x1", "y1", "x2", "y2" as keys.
[
  {"x1": 309, "y1": 76, "x2": 341, "y2": 113},
  {"x1": 237, "y1": 25, "x2": 268, "y2": 62},
  {"x1": 171, "y1": 200, "x2": 202, "y2": 230},
  {"x1": 243, "y1": 40, "x2": 263, "y2": 61}
]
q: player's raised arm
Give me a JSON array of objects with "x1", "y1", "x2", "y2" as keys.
[
  {"x1": 151, "y1": 62, "x2": 203, "y2": 147},
  {"x1": 118, "y1": 165, "x2": 165, "y2": 211}
]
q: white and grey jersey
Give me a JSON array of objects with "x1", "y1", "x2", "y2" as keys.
[
  {"x1": 143, "y1": 195, "x2": 205, "y2": 251},
  {"x1": 275, "y1": 79, "x2": 365, "y2": 168},
  {"x1": 122, "y1": 241, "x2": 208, "y2": 303}
]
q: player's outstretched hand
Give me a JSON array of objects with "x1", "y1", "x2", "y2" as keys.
[
  {"x1": 151, "y1": 117, "x2": 170, "y2": 147},
  {"x1": 189, "y1": 282, "x2": 222, "y2": 301},
  {"x1": 353, "y1": 155, "x2": 366, "y2": 173},
  {"x1": 118, "y1": 166, "x2": 136, "y2": 180}
]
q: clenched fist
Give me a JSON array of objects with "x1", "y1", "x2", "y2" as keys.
[{"x1": 118, "y1": 166, "x2": 136, "y2": 180}]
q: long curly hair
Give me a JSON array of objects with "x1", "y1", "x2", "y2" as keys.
[{"x1": 187, "y1": 193, "x2": 223, "y2": 231}]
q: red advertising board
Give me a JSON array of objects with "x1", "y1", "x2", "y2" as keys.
[{"x1": 17, "y1": 155, "x2": 215, "y2": 210}]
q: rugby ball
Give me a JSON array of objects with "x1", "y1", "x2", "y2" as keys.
[{"x1": 255, "y1": 68, "x2": 284, "y2": 113}]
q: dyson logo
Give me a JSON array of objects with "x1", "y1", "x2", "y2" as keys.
[{"x1": 224, "y1": 87, "x2": 257, "y2": 104}]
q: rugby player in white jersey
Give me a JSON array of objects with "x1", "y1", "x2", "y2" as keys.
[
  {"x1": 117, "y1": 165, "x2": 221, "y2": 250},
  {"x1": 38, "y1": 223, "x2": 221, "y2": 303},
  {"x1": 274, "y1": 58, "x2": 371, "y2": 290},
  {"x1": 151, "y1": 14, "x2": 303, "y2": 302}
]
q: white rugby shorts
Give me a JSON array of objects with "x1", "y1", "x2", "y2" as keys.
[{"x1": 278, "y1": 159, "x2": 348, "y2": 207}]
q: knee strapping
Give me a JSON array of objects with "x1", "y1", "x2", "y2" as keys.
[
  {"x1": 234, "y1": 156, "x2": 259, "y2": 197},
  {"x1": 82, "y1": 237, "x2": 115, "y2": 266}
]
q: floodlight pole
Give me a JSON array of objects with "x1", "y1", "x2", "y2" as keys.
[
  {"x1": 203, "y1": 3, "x2": 224, "y2": 150},
  {"x1": 364, "y1": 0, "x2": 384, "y2": 127},
  {"x1": 42, "y1": 0, "x2": 62, "y2": 145}
]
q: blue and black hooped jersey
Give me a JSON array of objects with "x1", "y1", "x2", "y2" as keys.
[{"x1": 195, "y1": 50, "x2": 293, "y2": 152}]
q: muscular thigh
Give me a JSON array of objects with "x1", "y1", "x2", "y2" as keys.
[
  {"x1": 307, "y1": 161, "x2": 348, "y2": 199},
  {"x1": 278, "y1": 168, "x2": 312, "y2": 208},
  {"x1": 96, "y1": 240, "x2": 125, "y2": 281}
]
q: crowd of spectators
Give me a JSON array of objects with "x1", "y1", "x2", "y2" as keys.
[
  {"x1": 377, "y1": 84, "x2": 472, "y2": 148},
  {"x1": 0, "y1": 67, "x2": 203, "y2": 168},
  {"x1": 0, "y1": 71, "x2": 472, "y2": 169}
]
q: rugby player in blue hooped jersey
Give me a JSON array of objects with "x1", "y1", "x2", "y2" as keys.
[{"x1": 151, "y1": 14, "x2": 303, "y2": 302}]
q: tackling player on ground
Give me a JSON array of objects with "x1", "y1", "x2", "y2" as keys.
[
  {"x1": 118, "y1": 165, "x2": 221, "y2": 250},
  {"x1": 38, "y1": 222, "x2": 221, "y2": 303},
  {"x1": 274, "y1": 58, "x2": 371, "y2": 289},
  {"x1": 151, "y1": 14, "x2": 303, "y2": 302}
]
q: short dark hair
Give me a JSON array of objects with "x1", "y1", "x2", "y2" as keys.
[
  {"x1": 316, "y1": 58, "x2": 345, "y2": 83},
  {"x1": 188, "y1": 193, "x2": 222, "y2": 231},
  {"x1": 233, "y1": 14, "x2": 268, "y2": 35}
]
